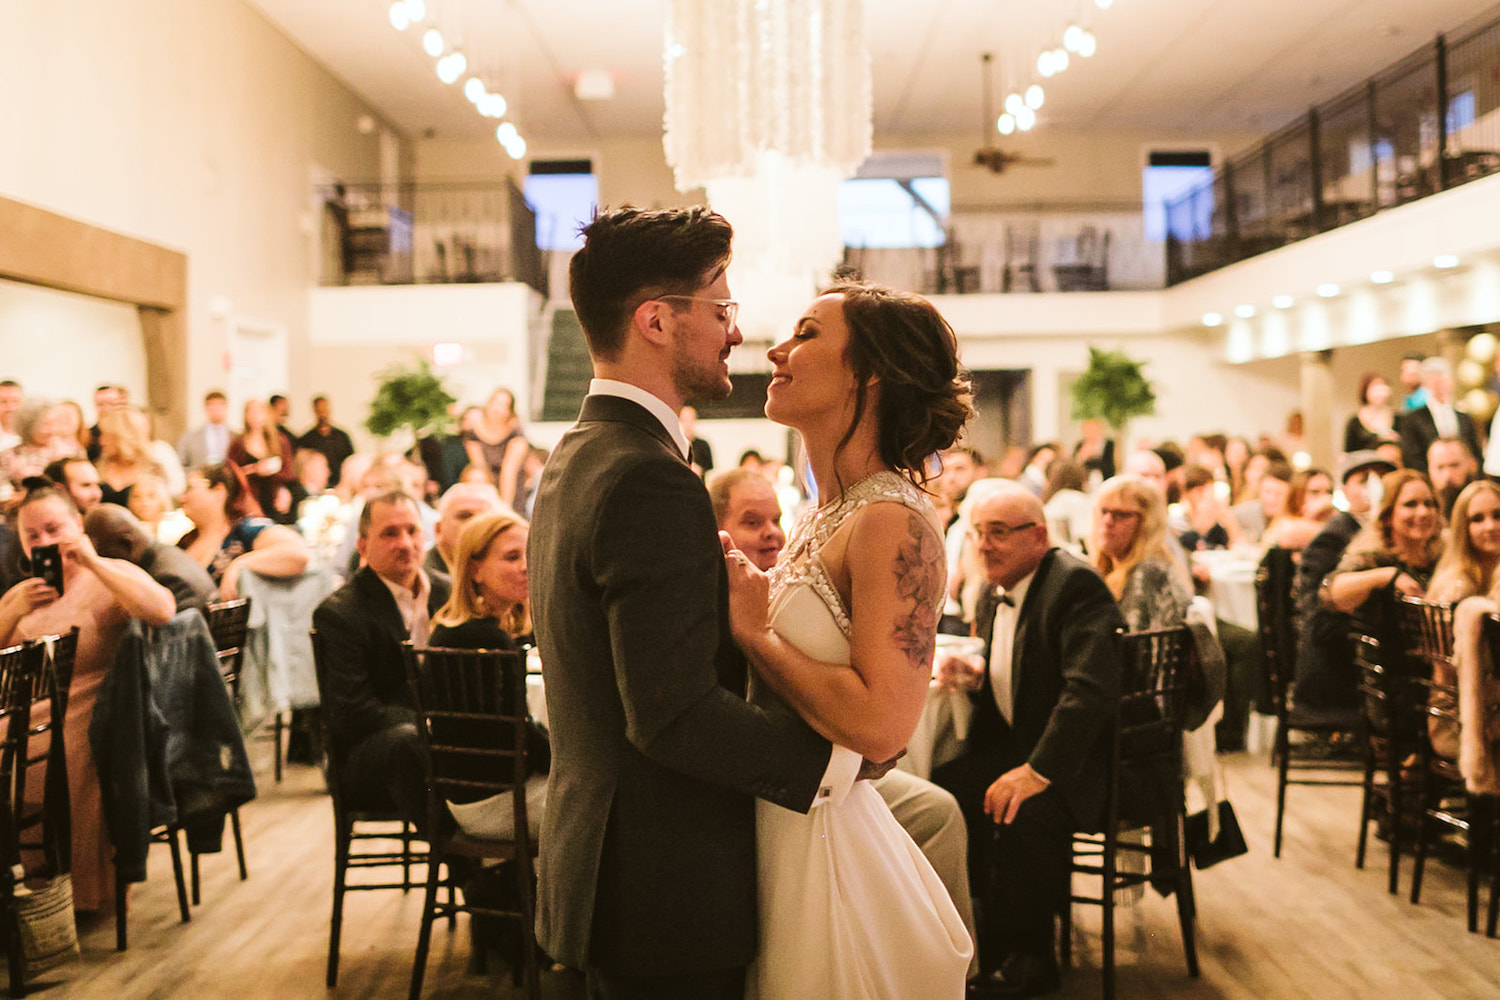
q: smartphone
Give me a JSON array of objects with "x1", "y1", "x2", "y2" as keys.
[{"x1": 31, "y1": 544, "x2": 63, "y2": 595}]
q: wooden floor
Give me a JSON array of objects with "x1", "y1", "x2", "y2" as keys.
[{"x1": 38, "y1": 746, "x2": 1500, "y2": 999}]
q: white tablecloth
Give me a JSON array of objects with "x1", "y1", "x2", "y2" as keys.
[{"x1": 1196, "y1": 549, "x2": 1261, "y2": 631}]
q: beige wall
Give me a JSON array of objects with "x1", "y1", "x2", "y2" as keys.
[{"x1": 0, "y1": 0, "x2": 395, "y2": 430}]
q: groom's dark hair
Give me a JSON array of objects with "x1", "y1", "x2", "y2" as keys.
[{"x1": 569, "y1": 205, "x2": 734, "y2": 361}]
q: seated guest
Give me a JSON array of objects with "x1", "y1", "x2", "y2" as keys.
[
  {"x1": 0, "y1": 486, "x2": 175, "y2": 911},
  {"x1": 426, "y1": 481, "x2": 504, "y2": 577},
  {"x1": 83, "y1": 503, "x2": 218, "y2": 612},
  {"x1": 1322, "y1": 469, "x2": 1442, "y2": 642},
  {"x1": 1292, "y1": 451, "x2": 1396, "y2": 710},
  {"x1": 711, "y1": 464, "x2": 980, "y2": 980},
  {"x1": 95, "y1": 407, "x2": 162, "y2": 507},
  {"x1": 429, "y1": 510, "x2": 546, "y2": 837},
  {"x1": 294, "y1": 447, "x2": 330, "y2": 500},
  {"x1": 1018, "y1": 442, "x2": 1058, "y2": 496},
  {"x1": 1427, "y1": 480, "x2": 1500, "y2": 603},
  {"x1": 1120, "y1": 448, "x2": 1169, "y2": 500},
  {"x1": 1040, "y1": 460, "x2": 1092, "y2": 553},
  {"x1": 50, "y1": 400, "x2": 89, "y2": 461},
  {"x1": 1427, "y1": 437, "x2": 1478, "y2": 519},
  {"x1": 1399, "y1": 357, "x2": 1483, "y2": 474},
  {"x1": 0, "y1": 398, "x2": 60, "y2": 486},
  {"x1": 932, "y1": 485, "x2": 1123, "y2": 996},
  {"x1": 43, "y1": 456, "x2": 103, "y2": 513},
  {"x1": 313, "y1": 491, "x2": 451, "y2": 831},
  {"x1": 1344, "y1": 373, "x2": 1400, "y2": 453},
  {"x1": 126, "y1": 472, "x2": 173, "y2": 538},
  {"x1": 1177, "y1": 463, "x2": 1243, "y2": 552},
  {"x1": 1093, "y1": 475, "x2": 1192, "y2": 631},
  {"x1": 1266, "y1": 467, "x2": 1336, "y2": 550},
  {"x1": 177, "y1": 463, "x2": 309, "y2": 599},
  {"x1": 1231, "y1": 459, "x2": 1293, "y2": 544}
]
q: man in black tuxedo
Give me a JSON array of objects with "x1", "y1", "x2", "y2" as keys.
[
  {"x1": 933, "y1": 485, "x2": 1123, "y2": 998},
  {"x1": 313, "y1": 490, "x2": 451, "y2": 828},
  {"x1": 528, "y1": 206, "x2": 862, "y2": 1000},
  {"x1": 1399, "y1": 357, "x2": 1482, "y2": 473}
]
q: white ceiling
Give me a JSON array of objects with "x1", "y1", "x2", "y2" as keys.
[{"x1": 247, "y1": 0, "x2": 1500, "y2": 147}]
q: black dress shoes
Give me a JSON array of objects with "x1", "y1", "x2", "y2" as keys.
[{"x1": 967, "y1": 953, "x2": 1061, "y2": 999}]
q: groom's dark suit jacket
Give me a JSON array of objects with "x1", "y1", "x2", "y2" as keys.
[
  {"x1": 966, "y1": 548, "x2": 1122, "y2": 831},
  {"x1": 527, "y1": 393, "x2": 834, "y2": 978}
]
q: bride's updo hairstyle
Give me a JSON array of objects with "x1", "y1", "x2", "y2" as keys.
[{"x1": 828, "y1": 282, "x2": 973, "y2": 490}]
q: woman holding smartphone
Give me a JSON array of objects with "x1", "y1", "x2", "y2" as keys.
[{"x1": 0, "y1": 484, "x2": 175, "y2": 913}]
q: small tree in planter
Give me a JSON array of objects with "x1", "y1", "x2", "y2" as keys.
[
  {"x1": 365, "y1": 357, "x2": 457, "y2": 450},
  {"x1": 1069, "y1": 347, "x2": 1156, "y2": 446}
]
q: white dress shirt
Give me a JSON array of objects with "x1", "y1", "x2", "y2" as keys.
[
  {"x1": 1429, "y1": 400, "x2": 1459, "y2": 441},
  {"x1": 989, "y1": 571, "x2": 1035, "y2": 725},
  {"x1": 378, "y1": 569, "x2": 432, "y2": 648},
  {"x1": 588, "y1": 378, "x2": 690, "y2": 460}
]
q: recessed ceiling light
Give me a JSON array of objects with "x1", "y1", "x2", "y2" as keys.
[
  {"x1": 1234, "y1": 304, "x2": 1256, "y2": 318},
  {"x1": 1202, "y1": 312, "x2": 1224, "y2": 328},
  {"x1": 1272, "y1": 294, "x2": 1294, "y2": 309},
  {"x1": 1316, "y1": 283, "x2": 1340, "y2": 298},
  {"x1": 1434, "y1": 254, "x2": 1459, "y2": 269},
  {"x1": 1371, "y1": 270, "x2": 1394, "y2": 284}
]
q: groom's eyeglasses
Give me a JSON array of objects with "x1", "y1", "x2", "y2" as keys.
[{"x1": 652, "y1": 295, "x2": 740, "y2": 331}]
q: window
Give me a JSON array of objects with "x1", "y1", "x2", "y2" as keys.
[
  {"x1": 839, "y1": 152, "x2": 949, "y2": 249},
  {"x1": 524, "y1": 159, "x2": 597, "y2": 252},
  {"x1": 1143, "y1": 150, "x2": 1213, "y2": 242}
]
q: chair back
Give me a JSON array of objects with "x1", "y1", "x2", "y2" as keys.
[
  {"x1": 1253, "y1": 546, "x2": 1298, "y2": 716},
  {"x1": 205, "y1": 598, "x2": 252, "y2": 698},
  {"x1": 0, "y1": 636, "x2": 70, "y2": 879},
  {"x1": 308, "y1": 628, "x2": 349, "y2": 816},
  {"x1": 1395, "y1": 595, "x2": 1454, "y2": 668},
  {"x1": 402, "y1": 645, "x2": 530, "y2": 844},
  {"x1": 1111, "y1": 625, "x2": 1196, "y2": 833}
]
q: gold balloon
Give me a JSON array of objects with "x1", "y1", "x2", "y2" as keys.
[
  {"x1": 1461, "y1": 388, "x2": 1497, "y2": 426},
  {"x1": 1458, "y1": 358, "x2": 1487, "y2": 390},
  {"x1": 1467, "y1": 331, "x2": 1498, "y2": 366}
]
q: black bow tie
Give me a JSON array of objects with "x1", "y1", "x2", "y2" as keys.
[{"x1": 997, "y1": 593, "x2": 1015, "y2": 607}]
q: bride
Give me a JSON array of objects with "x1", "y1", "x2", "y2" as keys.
[{"x1": 724, "y1": 282, "x2": 974, "y2": 999}]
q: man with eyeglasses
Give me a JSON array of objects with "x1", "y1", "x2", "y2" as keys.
[{"x1": 933, "y1": 484, "x2": 1123, "y2": 999}]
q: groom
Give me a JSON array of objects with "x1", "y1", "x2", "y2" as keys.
[{"x1": 528, "y1": 206, "x2": 864, "y2": 1000}]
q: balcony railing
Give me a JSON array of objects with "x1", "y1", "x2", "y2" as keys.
[
  {"x1": 844, "y1": 201, "x2": 1162, "y2": 295},
  {"x1": 1166, "y1": 6, "x2": 1500, "y2": 285},
  {"x1": 316, "y1": 180, "x2": 547, "y2": 297}
]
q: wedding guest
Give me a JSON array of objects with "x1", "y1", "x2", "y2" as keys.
[
  {"x1": 1399, "y1": 358, "x2": 1482, "y2": 474},
  {"x1": 86, "y1": 383, "x2": 126, "y2": 460},
  {"x1": 229, "y1": 398, "x2": 296, "y2": 525},
  {"x1": 1073, "y1": 419, "x2": 1115, "y2": 482},
  {"x1": 295, "y1": 395, "x2": 355, "y2": 489},
  {"x1": 1292, "y1": 451, "x2": 1396, "y2": 710},
  {"x1": 1177, "y1": 464, "x2": 1243, "y2": 552},
  {"x1": 1092, "y1": 475, "x2": 1192, "y2": 631},
  {"x1": 1427, "y1": 480, "x2": 1500, "y2": 603},
  {"x1": 1397, "y1": 352, "x2": 1429, "y2": 412},
  {"x1": 0, "y1": 380, "x2": 21, "y2": 451},
  {"x1": 1019, "y1": 442, "x2": 1058, "y2": 495},
  {"x1": 143, "y1": 412, "x2": 187, "y2": 496},
  {"x1": 295, "y1": 448, "x2": 331, "y2": 498},
  {"x1": 1266, "y1": 467, "x2": 1335, "y2": 550},
  {"x1": 1224, "y1": 436, "x2": 1251, "y2": 504},
  {"x1": 679, "y1": 405, "x2": 714, "y2": 480},
  {"x1": 1344, "y1": 373, "x2": 1400, "y2": 453},
  {"x1": 83, "y1": 503, "x2": 218, "y2": 612},
  {"x1": 1231, "y1": 459, "x2": 1293, "y2": 543},
  {"x1": 464, "y1": 388, "x2": 530, "y2": 508},
  {"x1": 1427, "y1": 437, "x2": 1478, "y2": 519},
  {"x1": 426, "y1": 481, "x2": 503, "y2": 577},
  {"x1": 43, "y1": 456, "x2": 103, "y2": 513},
  {"x1": 96, "y1": 407, "x2": 162, "y2": 507},
  {"x1": 269, "y1": 393, "x2": 293, "y2": 440},
  {"x1": 1, "y1": 398, "x2": 60, "y2": 486},
  {"x1": 126, "y1": 473, "x2": 173, "y2": 538},
  {"x1": 52, "y1": 400, "x2": 90, "y2": 459},
  {"x1": 177, "y1": 463, "x2": 309, "y2": 599},
  {"x1": 1041, "y1": 460, "x2": 1093, "y2": 553},
  {"x1": 0, "y1": 485, "x2": 175, "y2": 912},
  {"x1": 1322, "y1": 469, "x2": 1442, "y2": 638},
  {"x1": 178, "y1": 390, "x2": 234, "y2": 469}
]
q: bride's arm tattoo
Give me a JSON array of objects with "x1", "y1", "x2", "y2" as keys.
[{"x1": 891, "y1": 511, "x2": 944, "y2": 669}]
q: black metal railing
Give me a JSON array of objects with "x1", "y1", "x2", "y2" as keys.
[
  {"x1": 1166, "y1": 5, "x2": 1500, "y2": 285},
  {"x1": 316, "y1": 180, "x2": 547, "y2": 297}
]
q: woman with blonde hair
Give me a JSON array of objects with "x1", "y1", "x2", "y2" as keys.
[
  {"x1": 97, "y1": 406, "x2": 162, "y2": 506},
  {"x1": 1428, "y1": 480, "x2": 1500, "y2": 603},
  {"x1": 1092, "y1": 473, "x2": 1192, "y2": 630},
  {"x1": 431, "y1": 508, "x2": 533, "y2": 647}
]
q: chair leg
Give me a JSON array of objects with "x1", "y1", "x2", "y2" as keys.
[
  {"x1": 402, "y1": 824, "x2": 414, "y2": 891},
  {"x1": 6, "y1": 910, "x2": 24, "y2": 998},
  {"x1": 232, "y1": 808, "x2": 248, "y2": 880},
  {"x1": 1058, "y1": 872, "x2": 1073, "y2": 969},
  {"x1": 1101, "y1": 824, "x2": 1117, "y2": 1000},
  {"x1": 167, "y1": 829, "x2": 191, "y2": 923},
  {"x1": 1274, "y1": 722, "x2": 1291, "y2": 858},
  {"x1": 328, "y1": 823, "x2": 351, "y2": 988},
  {"x1": 273, "y1": 712, "x2": 284, "y2": 784},
  {"x1": 1466, "y1": 795, "x2": 1485, "y2": 933},
  {"x1": 1355, "y1": 746, "x2": 1376, "y2": 869},
  {"x1": 1386, "y1": 744, "x2": 1402, "y2": 896},
  {"x1": 191, "y1": 851, "x2": 201, "y2": 906},
  {"x1": 1173, "y1": 814, "x2": 1200, "y2": 978},
  {"x1": 115, "y1": 868, "x2": 128, "y2": 951},
  {"x1": 408, "y1": 852, "x2": 444, "y2": 1000}
]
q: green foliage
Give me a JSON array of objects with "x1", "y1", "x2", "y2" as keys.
[
  {"x1": 1070, "y1": 347, "x2": 1156, "y2": 431},
  {"x1": 364, "y1": 358, "x2": 457, "y2": 439}
]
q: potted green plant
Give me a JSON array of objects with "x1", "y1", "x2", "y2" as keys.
[
  {"x1": 365, "y1": 357, "x2": 457, "y2": 447},
  {"x1": 1069, "y1": 346, "x2": 1156, "y2": 436}
]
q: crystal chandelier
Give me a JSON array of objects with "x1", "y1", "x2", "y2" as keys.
[{"x1": 663, "y1": 0, "x2": 872, "y2": 347}]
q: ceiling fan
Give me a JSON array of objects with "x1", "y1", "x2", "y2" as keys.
[{"x1": 972, "y1": 53, "x2": 1055, "y2": 176}]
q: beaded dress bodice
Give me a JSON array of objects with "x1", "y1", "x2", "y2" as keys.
[{"x1": 768, "y1": 471, "x2": 934, "y2": 641}]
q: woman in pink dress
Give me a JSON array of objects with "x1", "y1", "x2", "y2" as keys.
[{"x1": 0, "y1": 484, "x2": 175, "y2": 910}]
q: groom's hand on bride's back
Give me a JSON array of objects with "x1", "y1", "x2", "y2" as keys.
[{"x1": 857, "y1": 750, "x2": 905, "y2": 781}]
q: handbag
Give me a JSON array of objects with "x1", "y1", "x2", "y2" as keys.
[
  {"x1": 1184, "y1": 800, "x2": 1249, "y2": 870},
  {"x1": 12, "y1": 870, "x2": 80, "y2": 976}
]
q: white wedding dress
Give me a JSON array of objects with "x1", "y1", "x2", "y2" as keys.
[{"x1": 747, "y1": 473, "x2": 972, "y2": 1000}]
